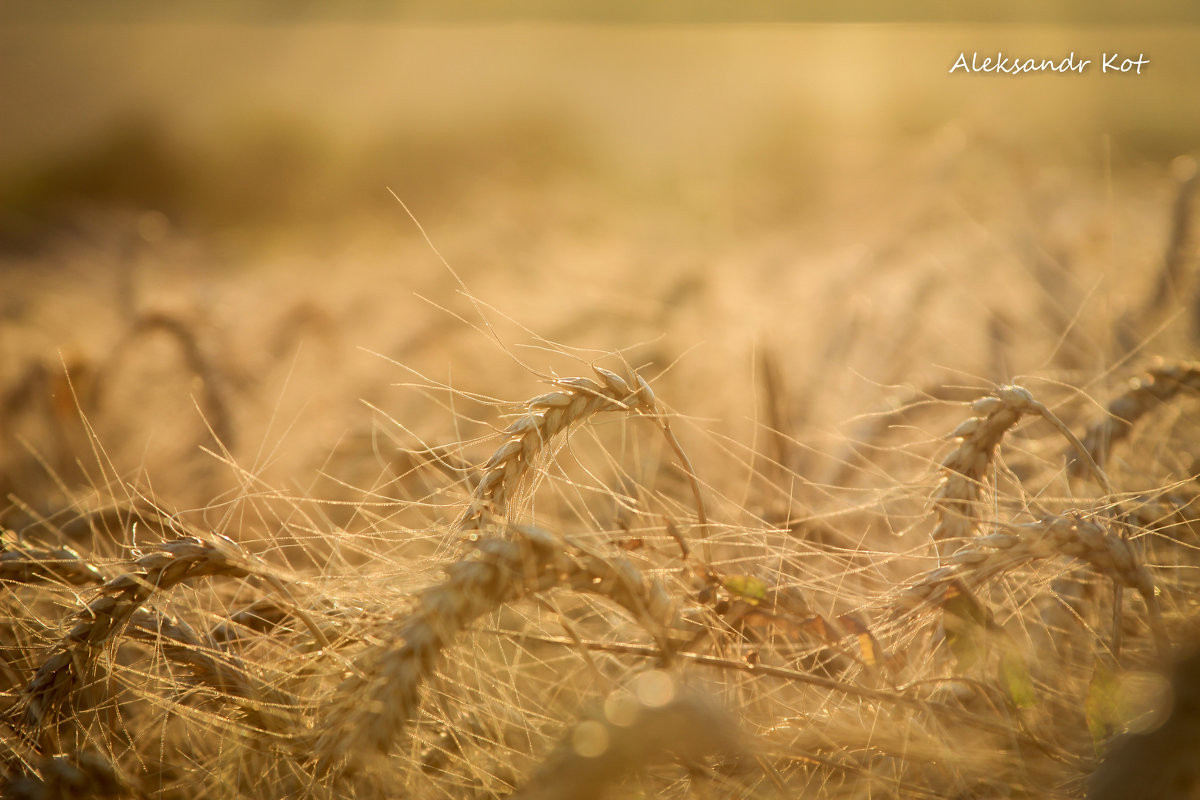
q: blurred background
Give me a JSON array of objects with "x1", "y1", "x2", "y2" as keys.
[
  {"x1": 3, "y1": 5, "x2": 1198, "y2": 242},
  {"x1": 2, "y1": 3, "x2": 1198, "y2": 518}
]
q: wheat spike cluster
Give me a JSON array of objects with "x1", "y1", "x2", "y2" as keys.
[{"x1": 6, "y1": 186, "x2": 1200, "y2": 798}]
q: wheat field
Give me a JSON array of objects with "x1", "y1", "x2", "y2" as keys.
[{"x1": 3, "y1": 17, "x2": 1200, "y2": 800}]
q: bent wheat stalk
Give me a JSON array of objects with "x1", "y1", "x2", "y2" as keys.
[{"x1": 313, "y1": 524, "x2": 678, "y2": 775}]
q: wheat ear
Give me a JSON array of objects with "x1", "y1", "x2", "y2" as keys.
[
  {"x1": 2, "y1": 751, "x2": 130, "y2": 799},
  {"x1": 17, "y1": 535, "x2": 260, "y2": 733},
  {"x1": 893, "y1": 512, "x2": 1165, "y2": 653},
  {"x1": 124, "y1": 608, "x2": 298, "y2": 734},
  {"x1": 933, "y1": 386, "x2": 1109, "y2": 549},
  {"x1": 313, "y1": 524, "x2": 677, "y2": 775},
  {"x1": 1078, "y1": 360, "x2": 1200, "y2": 471},
  {"x1": 0, "y1": 536, "x2": 104, "y2": 586},
  {"x1": 931, "y1": 387, "x2": 1040, "y2": 548},
  {"x1": 457, "y1": 367, "x2": 706, "y2": 536},
  {"x1": 92, "y1": 311, "x2": 235, "y2": 448}
]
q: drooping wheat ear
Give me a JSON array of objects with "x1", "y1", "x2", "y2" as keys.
[
  {"x1": 457, "y1": 367, "x2": 706, "y2": 538},
  {"x1": 1077, "y1": 360, "x2": 1200, "y2": 473},
  {"x1": 892, "y1": 512, "x2": 1164, "y2": 653},
  {"x1": 0, "y1": 535, "x2": 105, "y2": 586},
  {"x1": 17, "y1": 535, "x2": 260, "y2": 733},
  {"x1": 932, "y1": 386, "x2": 1109, "y2": 549},
  {"x1": 91, "y1": 311, "x2": 236, "y2": 448},
  {"x1": 931, "y1": 387, "x2": 1039, "y2": 548},
  {"x1": 1149, "y1": 155, "x2": 1198, "y2": 316},
  {"x1": 313, "y1": 524, "x2": 678, "y2": 775},
  {"x1": 510, "y1": 673, "x2": 748, "y2": 800},
  {"x1": 209, "y1": 598, "x2": 294, "y2": 643}
]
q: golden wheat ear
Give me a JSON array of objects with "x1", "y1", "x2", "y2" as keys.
[
  {"x1": 457, "y1": 366, "x2": 707, "y2": 545},
  {"x1": 510, "y1": 672, "x2": 749, "y2": 800},
  {"x1": 16, "y1": 535, "x2": 263, "y2": 737},
  {"x1": 933, "y1": 385, "x2": 1109, "y2": 552},
  {"x1": 893, "y1": 509, "x2": 1168, "y2": 667},
  {"x1": 1076, "y1": 360, "x2": 1200, "y2": 474},
  {"x1": 312, "y1": 524, "x2": 679, "y2": 777}
]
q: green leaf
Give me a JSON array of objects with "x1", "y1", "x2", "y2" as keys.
[
  {"x1": 941, "y1": 582, "x2": 991, "y2": 673},
  {"x1": 723, "y1": 575, "x2": 769, "y2": 605},
  {"x1": 1085, "y1": 659, "x2": 1122, "y2": 748},
  {"x1": 999, "y1": 645, "x2": 1037, "y2": 709}
]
